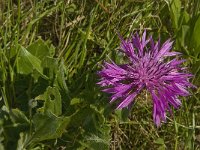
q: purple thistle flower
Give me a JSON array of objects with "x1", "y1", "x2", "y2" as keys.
[{"x1": 97, "y1": 31, "x2": 194, "y2": 126}]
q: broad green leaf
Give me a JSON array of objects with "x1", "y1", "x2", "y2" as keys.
[
  {"x1": 176, "y1": 25, "x2": 191, "y2": 55},
  {"x1": 17, "y1": 46, "x2": 47, "y2": 79},
  {"x1": 42, "y1": 57, "x2": 69, "y2": 93},
  {"x1": 170, "y1": 0, "x2": 181, "y2": 29},
  {"x1": 31, "y1": 113, "x2": 70, "y2": 143},
  {"x1": 180, "y1": 25, "x2": 190, "y2": 47},
  {"x1": 192, "y1": 15, "x2": 200, "y2": 55},
  {"x1": 42, "y1": 56, "x2": 58, "y2": 80},
  {"x1": 35, "y1": 86, "x2": 62, "y2": 116},
  {"x1": 182, "y1": 10, "x2": 190, "y2": 24},
  {"x1": 10, "y1": 109, "x2": 30, "y2": 124},
  {"x1": 27, "y1": 39, "x2": 55, "y2": 59}
]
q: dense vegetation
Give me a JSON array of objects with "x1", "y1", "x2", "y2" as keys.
[{"x1": 0, "y1": 0, "x2": 199, "y2": 149}]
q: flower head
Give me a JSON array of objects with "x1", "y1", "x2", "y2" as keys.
[{"x1": 97, "y1": 31, "x2": 194, "y2": 126}]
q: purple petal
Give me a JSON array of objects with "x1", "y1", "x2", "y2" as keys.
[
  {"x1": 155, "y1": 39, "x2": 173, "y2": 60},
  {"x1": 117, "y1": 84, "x2": 144, "y2": 109}
]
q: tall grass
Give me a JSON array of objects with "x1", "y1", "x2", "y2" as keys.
[{"x1": 0, "y1": 0, "x2": 199, "y2": 149}]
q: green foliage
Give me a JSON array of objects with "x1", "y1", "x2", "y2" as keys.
[
  {"x1": 192, "y1": 15, "x2": 200, "y2": 55},
  {"x1": 0, "y1": 0, "x2": 199, "y2": 149},
  {"x1": 35, "y1": 87, "x2": 62, "y2": 116},
  {"x1": 31, "y1": 113, "x2": 70, "y2": 143},
  {"x1": 17, "y1": 45, "x2": 44, "y2": 76}
]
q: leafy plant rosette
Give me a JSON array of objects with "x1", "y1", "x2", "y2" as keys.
[{"x1": 0, "y1": 39, "x2": 110, "y2": 149}]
